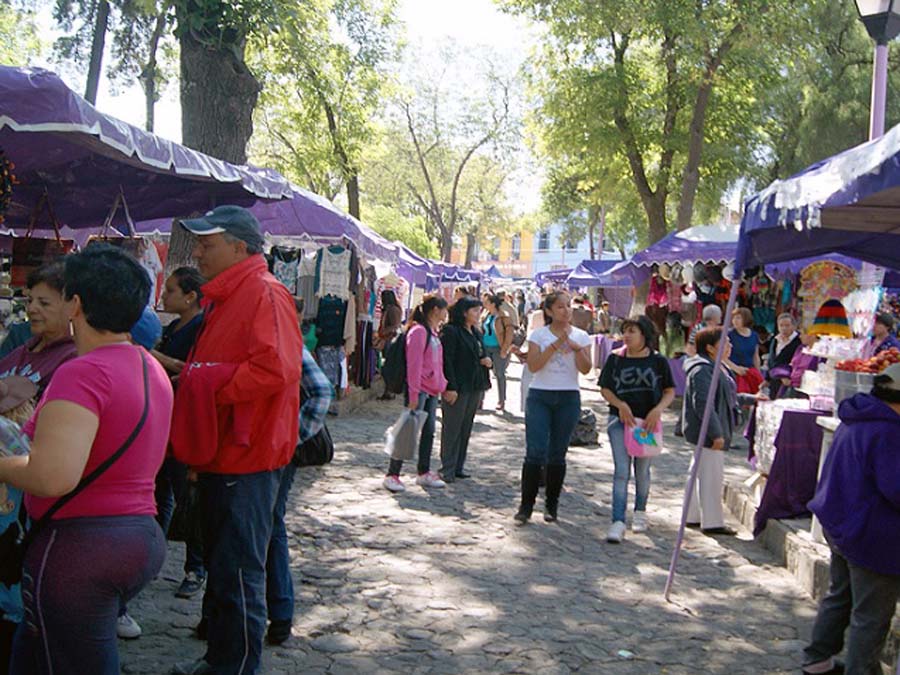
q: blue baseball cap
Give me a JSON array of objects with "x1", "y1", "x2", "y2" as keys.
[{"x1": 180, "y1": 205, "x2": 265, "y2": 249}]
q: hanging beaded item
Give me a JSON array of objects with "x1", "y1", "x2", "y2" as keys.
[{"x1": 0, "y1": 148, "x2": 16, "y2": 226}]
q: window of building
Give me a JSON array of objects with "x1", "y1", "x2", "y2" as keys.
[
  {"x1": 564, "y1": 237, "x2": 578, "y2": 252},
  {"x1": 538, "y1": 230, "x2": 550, "y2": 251},
  {"x1": 511, "y1": 234, "x2": 521, "y2": 261}
]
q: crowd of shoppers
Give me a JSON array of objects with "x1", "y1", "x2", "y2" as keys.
[{"x1": 0, "y1": 208, "x2": 893, "y2": 675}]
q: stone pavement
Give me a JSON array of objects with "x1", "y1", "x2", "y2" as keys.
[{"x1": 121, "y1": 363, "x2": 818, "y2": 674}]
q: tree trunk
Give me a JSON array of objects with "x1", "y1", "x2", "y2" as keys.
[
  {"x1": 598, "y1": 204, "x2": 606, "y2": 256},
  {"x1": 440, "y1": 229, "x2": 453, "y2": 262},
  {"x1": 646, "y1": 196, "x2": 668, "y2": 244},
  {"x1": 587, "y1": 209, "x2": 596, "y2": 260},
  {"x1": 84, "y1": 0, "x2": 110, "y2": 105},
  {"x1": 675, "y1": 79, "x2": 714, "y2": 231},
  {"x1": 179, "y1": 30, "x2": 260, "y2": 164},
  {"x1": 464, "y1": 232, "x2": 476, "y2": 268},
  {"x1": 346, "y1": 173, "x2": 360, "y2": 220},
  {"x1": 139, "y1": 7, "x2": 169, "y2": 132}
]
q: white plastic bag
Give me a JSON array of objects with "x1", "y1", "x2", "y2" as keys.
[{"x1": 383, "y1": 410, "x2": 426, "y2": 461}]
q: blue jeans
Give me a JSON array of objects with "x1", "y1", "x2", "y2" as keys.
[
  {"x1": 199, "y1": 469, "x2": 283, "y2": 675},
  {"x1": 524, "y1": 389, "x2": 581, "y2": 466},
  {"x1": 387, "y1": 393, "x2": 438, "y2": 476},
  {"x1": 11, "y1": 516, "x2": 165, "y2": 675},
  {"x1": 608, "y1": 418, "x2": 652, "y2": 522},
  {"x1": 155, "y1": 456, "x2": 205, "y2": 576},
  {"x1": 266, "y1": 463, "x2": 297, "y2": 624}
]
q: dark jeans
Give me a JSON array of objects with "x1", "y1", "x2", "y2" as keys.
[
  {"x1": 155, "y1": 456, "x2": 205, "y2": 576},
  {"x1": 266, "y1": 463, "x2": 298, "y2": 624},
  {"x1": 10, "y1": 515, "x2": 165, "y2": 675},
  {"x1": 439, "y1": 390, "x2": 480, "y2": 480},
  {"x1": 484, "y1": 345, "x2": 509, "y2": 404},
  {"x1": 0, "y1": 619, "x2": 17, "y2": 675},
  {"x1": 200, "y1": 469, "x2": 282, "y2": 675},
  {"x1": 387, "y1": 393, "x2": 438, "y2": 476},
  {"x1": 524, "y1": 388, "x2": 581, "y2": 467},
  {"x1": 803, "y1": 546, "x2": 900, "y2": 675}
]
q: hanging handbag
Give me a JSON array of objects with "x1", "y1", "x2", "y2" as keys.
[
  {"x1": 624, "y1": 417, "x2": 664, "y2": 458},
  {"x1": 0, "y1": 351, "x2": 150, "y2": 585}
]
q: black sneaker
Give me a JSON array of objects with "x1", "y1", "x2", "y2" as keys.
[
  {"x1": 175, "y1": 572, "x2": 206, "y2": 599},
  {"x1": 267, "y1": 619, "x2": 292, "y2": 645}
]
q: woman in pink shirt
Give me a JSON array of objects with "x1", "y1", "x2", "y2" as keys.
[
  {"x1": 0, "y1": 245, "x2": 174, "y2": 675},
  {"x1": 383, "y1": 295, "x2": 448, "y2": 493}
]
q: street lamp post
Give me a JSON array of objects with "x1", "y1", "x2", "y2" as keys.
[{"x1": 855, "y1": 0, "x2": 900, "y2": 139}]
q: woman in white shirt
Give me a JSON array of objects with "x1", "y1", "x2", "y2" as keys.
[{"x1": 515, "y1": 291, "x2": 593, "y2": 524}]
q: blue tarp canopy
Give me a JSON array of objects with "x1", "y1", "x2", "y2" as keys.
[
  {"x1": 738, "y1": 123, "x2": 900, "y2": 273},
  {"x1": 566, "y1": 259, "x2": 632, "y2": 287}
]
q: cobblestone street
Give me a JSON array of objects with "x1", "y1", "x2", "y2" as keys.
[{"x1": 121, "y1": 364, "x2": 817, "y2": 674}]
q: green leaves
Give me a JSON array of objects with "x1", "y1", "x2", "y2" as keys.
[
  {"x1": 504, "y1": 0, "x2": 850, "y2": 243},
  {"x1": 0, "y1": 5, "x2": 42, "y2": 65}
]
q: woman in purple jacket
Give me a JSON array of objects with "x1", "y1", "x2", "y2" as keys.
[{"x1": 800, "y1": 364, "x2": 900, "y2": 675}]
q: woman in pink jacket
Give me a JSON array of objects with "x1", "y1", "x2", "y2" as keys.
[{"x1": 383, "y1": 295, "x2": 449, "y2": 492}]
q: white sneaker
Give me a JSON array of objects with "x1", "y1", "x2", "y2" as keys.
[
  {"x1": 117, "y1": 612, "x2": 142, "y2": 639},
  {"x1": 632, "y1": 511, "x2": 649, "y2": 533},
  {"x1": 383, "y1": 475, "x2": 406, "y2": 492},
  {"x1": 606, "y1": 520, "x2": 627, "y2": 543},
  {"x1": 415, "y1": 471, "x2": 446, "y2": 488}
]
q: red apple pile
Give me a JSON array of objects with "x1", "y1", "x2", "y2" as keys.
[{"x1": 836, "y1": 347, "x2": 900, "y2": 373}]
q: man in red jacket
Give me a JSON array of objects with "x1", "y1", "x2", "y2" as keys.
[{"x1": 170, "y1": 206, "x2": 303, "y2": 675}]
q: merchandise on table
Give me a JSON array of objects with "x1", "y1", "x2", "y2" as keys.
[{"x1": 753, "y1": 398, "x2": 813, "y2": 475}]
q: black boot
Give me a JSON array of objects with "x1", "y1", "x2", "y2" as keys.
[
  {"x1": 514, "y1": 463, "x2": 542, "y2": 524},
  {"x1": 544, "y1": 464, "x2": 567, "y2": 522}
]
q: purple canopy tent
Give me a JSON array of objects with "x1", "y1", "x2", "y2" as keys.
[
  {"x1": 431, "y1": 261, "x2": 482, "y2": 284},
  {"x1": 395, "y1": 244, "x2": 433, "y2": 287},
  {"x1": 565, "y1": 259, "x2": 633, "y2": 287},
  {"x1": 484, "y1": 264, "x2": 507, "y2": 279},
  {"x1": 0, "y1": 66, "x2": 292, "y2": 229},
  {"x1": 136, "y1": 188, "x2": 400, "y2": 264},
  {"x1": 603, "y1": 224, "x2": 739, "y2": 285},
  {"x1": 534, "y1": 268, "x2": 573, "y2": 286},
  {"x1": 666, "y1": 123, "x2": 900, "y2": 601}
]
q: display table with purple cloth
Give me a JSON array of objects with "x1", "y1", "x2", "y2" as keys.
[
  {"x1": 593, "y1": 336, "x2": 686, "y2": 395},
  {"x1": 746, "y1": 405, "x2": 829, "y2": 536}
]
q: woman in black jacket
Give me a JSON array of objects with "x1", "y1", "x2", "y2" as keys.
[{"x1": 439, "y1": 297, "x2": 492, "y2": 483}]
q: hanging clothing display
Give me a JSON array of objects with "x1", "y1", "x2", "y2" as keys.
[
  {"x1": 315, "y1": 246, "x2": 352, "y2": 300},
  {"x1": 316, "y1": 345, "x2": 344, "y2": 413},
  {"x1": 297, "y1": 256, "x2": 320, "y2": 318},
  {"x1": 374, "y1": 273, "x2": 409, "y2": 322},
  {"x1": 343, "y1": 295, "x2": 357, "y2": 354},
  {"x1": 271, "y1": 246, "x2": 300, "y2": 294},
  {"x1": 647, "y1": 275, "x2": 669, "y2": 308},
  {"x1": 316, "y1": 296, "x2": 347, "y2": 348}
]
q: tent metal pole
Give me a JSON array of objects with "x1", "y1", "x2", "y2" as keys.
[{"x1": 664, "y1": 274, "x2": 742, "y2": 601}]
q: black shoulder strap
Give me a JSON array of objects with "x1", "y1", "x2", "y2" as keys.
[{"x1": 29, "y1": 350, "x2": 151, "y2": 530}]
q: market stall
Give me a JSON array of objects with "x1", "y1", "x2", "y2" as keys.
[
  {"x1": 667, "y1": 123, "x2": 900, "y2": 604},
  {"x1": 0, "y1": 66, "x2": 292, "y2": 228},
  {"x1": 0, "y1": 65, "x2": 299, "y2": 348},
  {"x1": 533, "y1": 267, "x2": 572, "y2": 287}
]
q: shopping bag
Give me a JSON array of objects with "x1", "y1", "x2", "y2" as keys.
[
  {"x1": 383, "y1": 410, "x2": 425, "y2": 461},
  {"x1": 624, "y1": 418, "x2": 663, "y2": 458}
]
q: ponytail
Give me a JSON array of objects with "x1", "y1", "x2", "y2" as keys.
[{"x1": 408, "y1": 293, "x2": 449, "y2": 335}]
